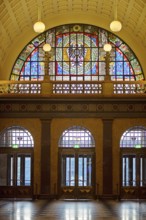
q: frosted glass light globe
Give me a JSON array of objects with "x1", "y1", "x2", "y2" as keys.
[
  {"x1": 43, "y1": 43, "x2": 52, "y2": 52},
  {"x1": 110, "y1": 20, "x2": 122, "y2": 32},
  {"x1": 103, "y1": 43, "x2": 112, "y2": 52},
  {"x1": 33, "y1": 21, "x2": 45, "y2": 33}
]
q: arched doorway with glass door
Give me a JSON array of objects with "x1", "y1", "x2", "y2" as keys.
[
  {"x1": 120, "y1": 126, "x2": 146, "y2": 199},
  {"x1": 58, "y1": 126, "x2": 95, "y2": 199},
  {"x1": 0, "y1": 126, "x2": 34, "y2": 198}
]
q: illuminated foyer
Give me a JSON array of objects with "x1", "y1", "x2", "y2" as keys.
[{"x1": 0, "y1": 0, "x2": 146, "y2": 200}]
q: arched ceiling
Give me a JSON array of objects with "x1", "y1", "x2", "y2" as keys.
[{"x1": 1, "y1": 0, "x2": 146, "y2": 79}]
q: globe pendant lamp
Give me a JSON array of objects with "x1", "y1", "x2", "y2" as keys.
[
  {"x1": 110, "y1": 0, "x2": 122, "y2": 32},
  {"x1": 33, "y1": 0, "x2": 45, "y2": 33},
  {"x1": 103, "y1": 43, "x2": 112, "y2": 52},
  {"x1": 103, "y1": 43, "x2": 112, "y2": 81},
  {"x1": 33, "y1": 21, "x2": 45, "y2": 33},
  {"x1": 43, "y1": 43, "x2": 52, "y2": 52}
]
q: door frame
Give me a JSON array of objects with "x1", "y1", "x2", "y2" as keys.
[
  {"x1": 58, "y1": 147, "x2": 95, "y2": 199},
  {"x1": 0, "y1": 147, "x2": 34, "y2": 198},
  {"x1": 120, "y1": 148, "x2": 146, "y2": 199}
]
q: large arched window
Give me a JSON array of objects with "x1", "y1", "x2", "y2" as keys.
[
  {"x1": 0, "y1": 126, "x2": 34, "y2": 195},
  {"x1": 11, "y1": 24, "x2": 144, "y2": 82},
  {"x1": 120, "y1": 126, "x2": 146, "y2": 199},
  {"x1": 0, "y1": 126, "x2": 34, "y2": 148},
  {"x1": 120, "y1": 126, "x2": 146, "y2": 148},
  {"x1": 59, "y1": 126, "x2": 95, "y2": 148},
  {"x1": 58, "y1": 126, "x2": 95, "y2": 196}
]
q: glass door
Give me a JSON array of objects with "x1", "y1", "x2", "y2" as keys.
[
  {"x1": 121, "y1": 152, "x2": 146, "y2": 199},
  {"x1": 78, "y1": 154, "x2": 92, "y2": 187},
  {"x1": 61, "y1": 155, "x2": 75, "y2": 187},
  {"x1": 0, "y1": 153, "x2": 33, "y2": 198},
  {"x1": 122, "y1": 155, "x2": 136, "y2": 187},
  {"x1": 17, "y1": 155, "x2": 31, "y2": 186},
  {"x1": 59, "y1": 149, "x2": 95, "y2": 199},
  {"x1": 140, "y1": 155, "x2": 146, "y2": 187}
]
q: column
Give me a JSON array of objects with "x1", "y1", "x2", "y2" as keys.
[
  {"x1": 102, "y1": 119, "x2": 113, "y2": 196},
  {"x1": 40, "y1": 119, "x2": 51, "y2": 195}
]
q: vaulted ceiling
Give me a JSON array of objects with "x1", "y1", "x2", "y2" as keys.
[{"x1": 1, "y1": 0, "x2": 146, "y2": 79}]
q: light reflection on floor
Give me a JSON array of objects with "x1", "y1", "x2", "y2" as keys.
[{"x1": 0, "y1": 200, "x2": 146, "y2": 220}]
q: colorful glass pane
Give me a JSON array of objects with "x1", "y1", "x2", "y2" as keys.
[
  {"x1": 46, "y1": 31, "x2": 55, "y2": 47},
  {"x1": 116, "y1": 50, "x2": 123, "y2": 61},
  {"x1": 12, "y1": 59, "x2": 24, "y2": 75},
  {"x1": 109, "y1": 33, "x2": 123, "y2": 47},
  {"x1": 38, "y1": 47, "x2": 45, "y2": 61},
  {"x1": 99, "y1": 29, "x2": 108, "y2": 47},
  {"x1": 19, "y1": 44, "x2": 35, "y2": 61},
  {"x1": 131, "y1": 59, "x2": 142, "y2": 75},
  {"x1": 31, "y1": 49, "x2": 38, "y2": 61},
  {"x1": 119, "y1": 44, "x2": 135, "y2": 61},
  {"x1": 11, "y1": 74, "x2": 19, "y2": 80},
  {"x1": 32, "y1": 34, "x2": 45, "y2": 47},
  {"x1": 56, "y1": 33, "x2": 98, "y2": 75},
  {"x1": 10, "y1": 24, "x2": 144, "y2": 82}
]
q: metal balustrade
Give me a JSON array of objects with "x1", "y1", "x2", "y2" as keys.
[
  {"x1": 53, "y1": 82, "x2": 102, "y2": 94},
  {"x1": 0, "y1": 80, "x2": 146, "y2": 95},
  {"x1": 113, "y1": 82, "x2": 146, "y2": 94},
  {"x1": 0, "y1": 81, "x2": 41, "y2": 94}
]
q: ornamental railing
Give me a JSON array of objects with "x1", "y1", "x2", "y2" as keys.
[
  {"x1": 0, "y1": 80, "x2": 146, "y2": 95},
  {"x1": 52, "y1": 81, "x2": 102, "y2": 94},
  {"x1": 113, "y1": 82, "x2": 146, "y2": 94},
  {"x1": 0, "y1": 81, "x2": 41, "y2": 94}
]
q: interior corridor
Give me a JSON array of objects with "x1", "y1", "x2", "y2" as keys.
[{"x1": 0, "y1": 199, "x2": 146, "y2": 220}]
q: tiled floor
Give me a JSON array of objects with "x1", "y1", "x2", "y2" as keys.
[{"x1": 0, "y1": 199, "x2": 146, "y2": 220}]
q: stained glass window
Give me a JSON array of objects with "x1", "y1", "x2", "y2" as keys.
[{"x1": 11, "y1": 24, "x2": 144, "y2": 81}]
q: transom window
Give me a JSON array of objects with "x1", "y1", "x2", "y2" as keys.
[
  {"x1": 59, "y1": 126, "x2": 95, "y2": 148},
  {"x1": 11, "y1": 24, "x2": 144, "y2": 82},
  {"x1": 0, "y1": 126, "x2": 34, "y2": 148},
  {"x1": 120, "y1": 126, "x2": 146, "y2": 148}
]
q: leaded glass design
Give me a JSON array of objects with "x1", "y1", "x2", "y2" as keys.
[
  {"x1": 120, "y1": 126, "x2": 146, "y2": 148},
  {"x1": 11, "y1": 24, "x2": 144, "y2": 81},
  {"x1": 0, "y1": 126, "x2": 34, "y2": 148},
  {"x1": 59, "y1": 126, "x2": 95, "y2": 148}
]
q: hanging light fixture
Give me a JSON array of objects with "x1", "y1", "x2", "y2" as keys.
[
  {"x1": 33, "y1": 0, "x2": 45, "y2": 33},
  {"x1": 110, "y1": 0, "x2": 122, "y2": 32},
  {"x1": 43, "y1": 43, "x2": 51, "y2": 52},
  {"x1": 103, "y1": 43, "x2": 112, "y2": 81},
  {"x1": 43, "y1": 43, "x2": 52, "y2": 80},
  {"x1": 103, "y1": 43, "x2": 112, "y2": 52}
]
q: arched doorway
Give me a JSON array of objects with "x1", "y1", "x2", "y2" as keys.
[
  {"x1": 120, "y1": 126, "x2": 146, "y2": 199},
  {"x1": 0, "y1": 126, "x2": 34, "y2": 198},
  {"x1": 58, "y1": 126, "x2": 95, "y2": 199}
]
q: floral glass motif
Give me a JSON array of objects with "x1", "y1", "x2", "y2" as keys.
[{"x1": 11, "y1": 24, "x2": 144, "y2": 81}]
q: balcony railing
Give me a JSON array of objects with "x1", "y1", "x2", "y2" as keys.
[{"x1": 0, "y1": 80, "x2": 146, "y2": 96}]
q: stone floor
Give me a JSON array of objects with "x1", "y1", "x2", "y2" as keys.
[{"x1": 0, "y1": 199, "x2": 146, "y2": 220}]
